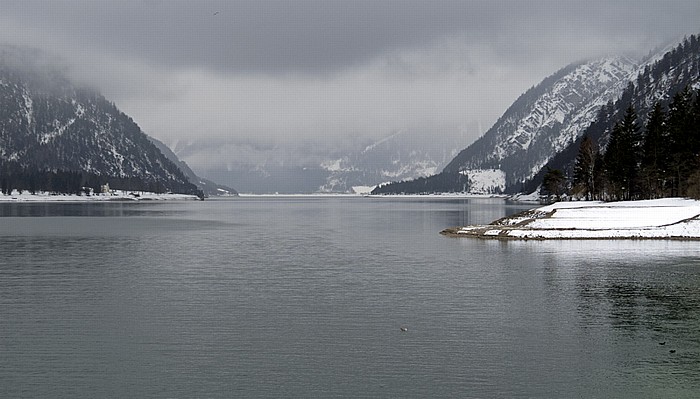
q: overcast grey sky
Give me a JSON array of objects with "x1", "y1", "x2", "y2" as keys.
[{"x1": 1, "y1": 0, "x2": 699, "y2": 170}]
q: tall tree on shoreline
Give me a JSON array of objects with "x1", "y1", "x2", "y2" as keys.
[
  {"x1": 573, "y1": 135, "x2": 599, "y2": 200},
  {"x1": 640, "y1": 102, "x2": 667, "y2": 197},
  {"x1": 666, "y1": 87, "x2": 696, "y2": 196},
  {"x1": 604, "y1": 106, "x2": 641, "y2": 200},
  {"x1": 542, "y1": 168, "x2": 566, "y2": 201}
]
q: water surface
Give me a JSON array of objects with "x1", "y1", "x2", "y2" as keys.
[{"x1": 1, "y1": 197, "x2": 699, "y2": 398}]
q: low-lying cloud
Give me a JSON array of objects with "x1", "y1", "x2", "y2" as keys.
[{"x1": 1, "y1": 0, "x2": 698, "y2": 172}]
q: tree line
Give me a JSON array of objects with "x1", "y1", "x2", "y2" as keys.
[
  {"x1": 371, "y1": 172, "x2": 470, "y2": 195},
  {"x1": 543, "y1": 87, "x2": 700, "y2": 201}
]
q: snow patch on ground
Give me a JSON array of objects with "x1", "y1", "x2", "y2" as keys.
[
  {"x1": 461, "y1": 169, "x2": 506, "y2": 194},
  {"x1": 321, "y1": 158, "x2": 346, "y2": 172},
  {"x1": 351, "y1": 185, "x2": 375, "y2": 195},
  {"x1": 450, "y1": 198, "x2": 700, "y2": 240}
]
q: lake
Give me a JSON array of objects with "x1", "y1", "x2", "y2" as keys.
[{"x1": 1, "y1": 196, "x2": 699, "y2": 398}]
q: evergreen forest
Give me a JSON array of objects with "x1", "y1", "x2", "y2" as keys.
[
  {"x1": 548, "y1": 87, "x2": 700, "y2": 201},
  {"x1": 0, "y1": 161, "x2": 204, "y2": 198}
]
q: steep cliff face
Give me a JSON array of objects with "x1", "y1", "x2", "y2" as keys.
[
  {"x1": 443, "y1": 56, "x2": 641, "y2": 189},
  {"x1": 0, "y1": 46, "x2": 199, "y2": 194}
]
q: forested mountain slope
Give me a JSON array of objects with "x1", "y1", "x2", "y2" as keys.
[
  {"x1": 528, "y1": 34, "x2": 700, "y2": 197},
  {"x1": 0, "y1": 46, "x2": 202, "y2": 195}
]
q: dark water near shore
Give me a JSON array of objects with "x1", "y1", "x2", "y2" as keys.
[{"x1": 1, "y1": 197, "x2": 699, "y2": 398}]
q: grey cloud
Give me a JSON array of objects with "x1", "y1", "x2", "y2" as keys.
[
  {"x1": 1, "y1": 0, "x2": 699, "y2": 177},
  {"x1": 3, "y1": 0, "x2": 699, "y2": 77},
  {"x1": 4, "y1": 0, "x2": 473, "y2": 75}
]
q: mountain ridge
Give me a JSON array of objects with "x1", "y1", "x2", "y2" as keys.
[
  {"x1": 0, "y1": 46, "x2": 209, "y2": 196},
  {"x1": 521, "y1": 34, "x2": 700, "y2": 195},
  {"x1": 443, "y1": 55, "x2": 641, "y2": 188}
]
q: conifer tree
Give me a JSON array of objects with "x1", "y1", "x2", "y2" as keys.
[
  {"x1": 666, "y1": 87, "x2": 695, "y2": 195},
  {"x1": 593, "y1": 152, "x2": 606, "y2": 200},
  {"x1": 692, "y1": 88, "x2": 700, "y2": 152},
  {"x1": 640, "y1": 102, "x2": 667, "y2": 197},
  {"x1": 604, "y1": 106, "x2": 640, "y2": 200},
  {"x1": 686, "y1": 89, "x2": 700, "y2": 198},
  {"x1": 542, "y1": 168, "x2": 566, "y2": 201},
  {"x1": 573, "y1": 135, "x2": 598, "y2": 200}
]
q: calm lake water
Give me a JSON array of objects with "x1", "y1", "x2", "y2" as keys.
[{"x1": 1, "y1": 196, "x2": 699, "y2": 398}]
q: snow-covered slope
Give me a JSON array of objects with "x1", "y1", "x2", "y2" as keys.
[
  {"x1": 444, "y1": 56, "x2": 642, "y2": 190},
  {"x1": 460, "y1": 169, "x2": 505, "y2": 194}
]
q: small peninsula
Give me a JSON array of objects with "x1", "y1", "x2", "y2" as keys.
[{"x1": 442, "y1": 198, "x2": 700, "y2": 240}]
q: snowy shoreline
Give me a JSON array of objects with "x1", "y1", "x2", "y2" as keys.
[
  {"x1": 235, "y1": 193, "x2": 508, "y2": 199},
  {"x1": 0, "y1": 190, "x2": 201, "y2": 202},
  {"x1": 442, "y1": 198, "x2": 700, "y2": 240}
]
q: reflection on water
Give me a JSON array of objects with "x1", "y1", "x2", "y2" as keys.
[
  {"x1": 461, "y1": 240, "x2": 700, "y2": 398},
  {"x1": 0, "y1": 198, "x2": 699, "y2": 398},
  {"x1": 0, "y1": 201, "x2": 181, "y2": 217}
]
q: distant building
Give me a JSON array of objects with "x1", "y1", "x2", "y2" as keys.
[{"x1": 101, "y1": 183, "x2": 110, "y2": 194}]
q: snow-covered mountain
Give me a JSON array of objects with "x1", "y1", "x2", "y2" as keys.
[
  {"x1": 522, "y1": 34, "x2": 700, "y2": 194},
  {"x1": 443, "y1": 56, "x2": 643, "y2": 190},
  {"x1": 319, "y1": 129, "x2": 469, "y2": 193},
  {"x1": 182, "y1": 128, "x2": 469, "y2": 194},
  {"x1": 0, "y1": 45, "x2": 203, "y2": 195}
]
